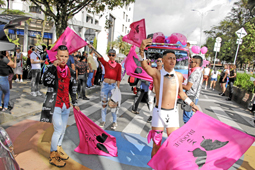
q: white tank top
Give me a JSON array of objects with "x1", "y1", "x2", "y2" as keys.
[{"x1": 203, "y1": 68, "x2": 210, "y2": 76}]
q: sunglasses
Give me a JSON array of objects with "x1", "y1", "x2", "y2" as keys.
[
  {"x1": 108, "y1": 54, "x2": 115, "y2": 57},
  {"x1": 190, "y1": 61, "x2": 196, "y2": 64},
  {"x1": 157, "y1": 60, "x2": 162, "y2": 63}
]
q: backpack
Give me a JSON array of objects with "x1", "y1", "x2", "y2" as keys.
[{"x1": 128, "y1": 76, "x2": 138, "y2": 86}]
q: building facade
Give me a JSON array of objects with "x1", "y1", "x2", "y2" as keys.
[{"x1": 2, "y1": 0, "x2": 134, "y2": 59}]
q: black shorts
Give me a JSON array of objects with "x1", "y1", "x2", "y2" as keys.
[{"x1": 219, "y1": 77, "x2": 227, "y2": 83}]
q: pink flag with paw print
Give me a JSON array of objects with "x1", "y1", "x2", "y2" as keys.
[
  {"x1": 122, "y1": 19, "x2": 146, "y2": 47},
  {"x1": 47, "y1": 27, "x2": 88, "y2": 62},
  {"x1": 73, "y1": 109, "x2": 118, "y2": 157},
  {"x1": 148, "y1": 111, "x2": 255, "y2": 170},
  {"x1": 125, "y1": 45, "x2": 153, "y2": 82}
]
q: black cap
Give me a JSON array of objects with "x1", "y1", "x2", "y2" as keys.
[{"x1": 108, "y1": 49, "x2": 116, "y2": 54}]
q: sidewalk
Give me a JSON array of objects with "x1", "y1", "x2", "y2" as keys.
[{"x1": 0, "y1": 80, "x2": 101, "y2": 125}]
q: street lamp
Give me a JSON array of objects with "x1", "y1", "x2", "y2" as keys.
[{"x1": 192, "y1": 9, "x2": 215, "y2": 47}]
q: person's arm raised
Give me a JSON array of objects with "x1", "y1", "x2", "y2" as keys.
[
  {"x1": 139, "y1": 38, "x2": 157, "y2": 78},
  {"x1": 88, "y1": 44, "x2": 102, "y2": 58}
]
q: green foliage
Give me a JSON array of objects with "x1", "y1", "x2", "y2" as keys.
[
  {"x1": 2, "y1": 9, "x2": 27, "y2": 15},
  {"x1": 204, "y1": 0, "x2": 255, "y2": 66},
  {"x1": 93, "y1": 37, "x2": 97, "y2": 50},
  {"x1": 106, "y1": 36, "x2": 131, "y2": 55},
  {"x1": 29, "y1": 0, "x2": 135, "y2": 38},
  {"x1": 234, "y1": 72, "x2": 255, "y2": 93}
]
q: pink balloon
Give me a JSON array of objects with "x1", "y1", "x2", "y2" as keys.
[
  {"x1": 166, "y1": 35, "x2": 178, "y2": 44},
  {"x1": 191, "y1": 46, "x2": 201, "y2": 54},
  {"x1": 201, "y1": 46, "x2": 208, "y2": 54},
  {"x1": 172, "y1": 33, "x2": 187, "y2": 45},
  {"x1": 152, "y1": 32, "x2": 165, "y2": 43}
]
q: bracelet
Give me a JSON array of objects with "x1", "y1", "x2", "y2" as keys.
[
  {"x1": 184, "y1": 97, "x2": 192, "y2": 105},
  {"x1": 190, "y1": 102, "x2": 195, "y2": 107}
]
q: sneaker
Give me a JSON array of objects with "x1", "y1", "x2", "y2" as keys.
[
  {"x1": 205, "y1": 87, "x2": 207, "y2": 90},
  {"x1": 20, "y1": 79, "x2": 23, "y2": 82},
  {"x1": 82, "y1": 97, "x2": 89, "y2": 100},
  {"x1": 15, "y1": 79, "x2": 19, "y2": 82},
  {"x1": 111, "y1": 122, "x2": 117, "y2": 130},
  {"x1": 131, "y1": 109, "x2": 139, "y2": 114},
  {"x1": 209, "y1": 87, "x2": 212, "y2": 89},
  {"x1": 219, "y1": 92, "x2": 223, "y2": 95},
  {"x1": 226, "y1": 98, "x2": 231, "y2": 101},
  {"x1": 221, "y1": 93, "x2": 225, "y2": 96},
  {"x1": 99, "y1": 121, "x2": 105, "y2": 128},
  {"x1": 36, "y1": 91, "x2": 42, "y2": 96},
  {"x1": 31, "y1": 92, "x2": 37, "y2": 97},
  {"x1": 213, "y1": 89, "x2": 215, "y2": 91},
  {"x1": 147, "y1": 116, "x2": 152, "y2": 123},
  {"x1": 49, "y1": 151, "x2": 66, "y2": 167}
]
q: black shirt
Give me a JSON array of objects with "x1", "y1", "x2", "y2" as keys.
[
  {"x1": 229, "y1": 69, "x2": 236, "y2": 82},
  {"x1": 0, "y1": 57, "x2": 10, "y2": 76}
]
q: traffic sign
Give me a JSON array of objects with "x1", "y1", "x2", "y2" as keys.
[
  {"x1": 235, "y1": 27, "x2": 247, "y2": 39},
  {"x1": 214, "y1": 42, "x2": 221, "y2": 52},
  {"x1": 216, "y1": 37, "x2": 222, "y2": 43},
  {"x1": 236, "y1": 38, "x2": 243, "y2": 45}
]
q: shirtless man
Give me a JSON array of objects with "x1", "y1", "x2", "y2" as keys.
[{"x1": 138, "y1": 38, "x2": 199, "y2": 157}]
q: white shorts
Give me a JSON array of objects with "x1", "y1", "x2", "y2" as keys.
[{"x1": 151, "y1": 107, "x2": 179, "y2": 128}]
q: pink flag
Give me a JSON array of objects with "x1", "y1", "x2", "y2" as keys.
[
  {"x1": 125, "y1": 45, "x2": 153, "y2": 82},
  {"x1": 122, "y1": 19, "x2": 146, "y2": 47},
  {"x1": 73, "y1": 109, "x2": 118, "y2": 157},
  {"x1": 202, "y1": 60, "x2": 210, "y2": 68},
  {"x1": 148, "y1": 111, "x2": 255, "y2": 170},
  {"x1": 46, "y1": 50, "x2": 57, "y2": 62},
  {"x1": 48, "y1": 27, "x2": 88, "y2": 62}
]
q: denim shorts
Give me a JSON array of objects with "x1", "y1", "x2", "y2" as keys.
[
  {"x1": 211, "y1": 78, "x2": 217, "y2": 81},
  {"x1": 101, "y1": 81, "x2": 116, "y2": 105}
]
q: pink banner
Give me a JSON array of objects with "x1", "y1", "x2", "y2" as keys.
[
  {"x1": 125, "y1": 45, "x2": 153, "y2": 82},
  {"x1": 122, "y1": 19, "x2": 146, "y2": 47},
  {"x1": 202, "y1": 60, "x2": 210, "y2": 68},
  {"x1": 148, "y1": 111, "x2": 255, "y2": 170},
  {"x1": 46, "y1": 50, "x2": 57, "y2": 62},
  {"x1": 48, "y1": 27, "x2": 88, "y2": 62},
  {"x1": 73, "y1": 109, "x2": 118, "y2": 157}
]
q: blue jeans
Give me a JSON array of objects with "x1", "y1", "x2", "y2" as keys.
[
  {"x1": 50, "y1": 103, "x2": 70, "y2": 151},
  {"x1": 86, "y1": 72, "x2": 93, "y2": 87},
  {"x1": 183, "y1": 98, "x2": 199, "y2": 123},
  {"x1": 0, "y1": 76, "x2": 10, "y2": 109},
  {"x1": 102, "y1": 74, "x2": 105, "y2": 81},
  {"x1": 101, "y1": 82, "x2": 118, "y2": 123}
]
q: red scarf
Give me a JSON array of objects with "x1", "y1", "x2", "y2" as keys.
[
  {"x1": 108, "y1": 60, "x2": 117, "y2": 68},
  {"x1": 189, "y1": 67, "x2": 201, "y2": 75},
  {"x1": 56, "y1": 65, "x2": 68, "y2": 78}
]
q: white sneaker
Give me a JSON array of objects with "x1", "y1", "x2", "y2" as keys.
[
  {"x1": 31, "y1": 92, "x2": 37, "y2": 97},
  {"x1": 111, "y1": 122, "x2": 117, "y2": 130},
  {"x1": 15, "y1": 79, "x2": 19, "y2": 82},
  {"x1": 205, "y1": 87, "x2": 207, "y2": 90},
  {"x1": 20, "y1": 79, "x2": 23, "y2": 82},
  {"x1": 209, "y1": 87, "x2": 212, "y2": 89},
  {"x1": 213, "y1": 89, "x2": 215, "y2": 91},
  {"x1": 36, "y1": 91, "x2": 42, "y2": 96}
]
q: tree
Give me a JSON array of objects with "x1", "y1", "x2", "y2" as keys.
[
  {"x1": 29, "y1": 0, "x2": 135, "y2": 38},
  {"x1": 106, "y1": 35, "x2": 131, "y2": 55}
]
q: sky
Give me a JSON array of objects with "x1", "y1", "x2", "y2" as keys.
[{"x1": 133, "y1": 0, "x2": 239, "y2": 46}]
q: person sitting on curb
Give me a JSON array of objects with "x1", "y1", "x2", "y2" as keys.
[{"x1": 40, "y1": 45, "x2": 80, "y2": 167}]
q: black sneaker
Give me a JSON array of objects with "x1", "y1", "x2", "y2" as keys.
[
  {"x1": 226, "y1": 98, "x2": 231, "y2": 101},
  {"x1": 82, "y1": 97, "x2": 89, "y2": 100},
  {"x1": 219, "y1": 92, "x2": 223, "y2": 95},
  {"x1": 147, "y1": 116, "x2": 152, "y2": 123},
  {"x1": 221, "y1": 93, "x2": 225, "y2": 96}
]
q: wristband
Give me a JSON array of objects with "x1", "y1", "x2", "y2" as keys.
[
  {"x1": 184, "y1": 97, "x2": 192, "y2": 105},
  {"x1": 137, "y1": 54, "x2": 145, "y2": 61}
]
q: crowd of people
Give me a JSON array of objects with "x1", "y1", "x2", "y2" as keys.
[{"x1": 0, "y1": 39, "x2": 240, "y2": 167}]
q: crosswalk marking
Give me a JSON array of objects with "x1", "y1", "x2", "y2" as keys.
[
  {"x1": 231, "y1": 108, "x2": 254, "y2": 127},
  {"x1": 123, "y1": 104, "x2": 150, "y2": 134},
  {"x1": 210, "y1": 106, "x2": 243, "y2": 131},
  {"x1": 94, "y1": 99, "x2": 133, "y2": 128}
]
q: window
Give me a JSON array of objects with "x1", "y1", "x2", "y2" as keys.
[
  {"x1": 128, "y1": 19, "x2": 130, "y2": 22},
  {"x1": 129, "y1": 7, "x2": 131, "y2": 11},
  {"x1": 122, "y1": 25, "x2": 124, "y2": 32},
  {"x1": 95, "y1": 20, "x2": 99, "y2": 25},
  {"x1": 123, "y1": 12, "x2": 125, "y2": 20},
  {"x1": 125, "y1": 27, "x2": 127, "y2": 34},
  {"x1": 126, "y1": 15, "x2": 128, "y2": 22},
  {"x1": 29, "y1": 6, "x2": 41, "y2": 14}
]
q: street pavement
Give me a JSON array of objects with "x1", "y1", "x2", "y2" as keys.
[{"x1": 2, "y1": 76, "x2": 255, "y2": 170}]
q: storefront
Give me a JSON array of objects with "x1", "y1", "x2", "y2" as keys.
[{"x1": 8, "y1": 29, "x2": 53, "y2": 51}]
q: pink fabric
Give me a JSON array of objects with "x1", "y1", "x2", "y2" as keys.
[
  {"x1": 148, "y1": 111, "x2": 255, "y2": 170},
  {"x1": 125, "y1": 45, "x2": 153, "y2": 82},
  {"x1": 147, "y1": 130, "x2": 163, "y2": 146},
  {"x1": 46, "y1": 50, "x2": 57, "y2": 62},
  {"x1": 202, "y1": 60, "x2": 210, "y2": 68},
  {"x1": 171, "y1": 33, "x2": 187, "y2": 45},
  {"x1": 48, "y1": 27, "x2": 88, "y2": 62},
  {"x1": 73, "y1": 108, "x2": 118, "y2": 157},
  {"x1": 122, "y1": 19, "x2": 146, "y2": 47},
  {"x1": 108, "y1": 60, "x2": 117, "y2": 68},
  {"x1": 152, "y1": 32, "x2": 165, "y2": 43},
  {"x1": 56, "y1": 65, "x2": 68, "y2": 78}
]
